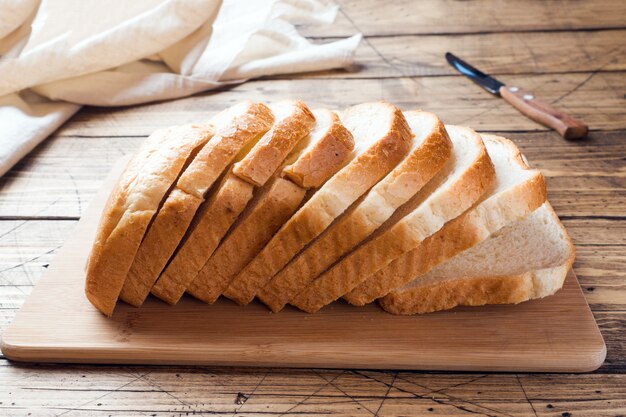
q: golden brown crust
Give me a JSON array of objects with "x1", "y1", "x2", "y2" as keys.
[
  {"x1": 189, "y1": 110, "x2": 355, "y2": 304},
  {"x1": 345, "y1": 136, "x2": 547, "y2": 306},
  {"x1": 116, "y1": 102, "x2": 273, "y2": 307},
  {"x1": 85, "y1": 124, "x2": 214, "y2": 316},
  {"x1": 379, "y1": 275, "x2": 534, "y2": 315},
  {"x1": 177, "y1": 102, "x2": 274, "y2": 197},
  {"x1": 224, "y1": 102, "x2": 413, "y2": 306},
  {"x1": 188, "y1": 177, "x2": 306, "y2": 304},
  {"x1": 290, "y1": 127, "x2": 496, "y2": 313},
  {"x1": 282, "y1": 111, "x2": 355, "y2": 189},
  {"x1": 154, "y1": 102, "x2": 319, "y2": 304},
  {"x1": 152, "y1": 173, "x2": 254, "y2": 305},
  {"x1": 233, "y1": 100, "x2": 316, "y2": 187},
  {"x1": 119, "y1": 189, "x2": 202, "y2": 306},
  {"x1": 258, "y1": 111, "x2": 452, "y2": 313},
  {"x1": 378, "y1": 260, "x2": 572, "y2": 315}
]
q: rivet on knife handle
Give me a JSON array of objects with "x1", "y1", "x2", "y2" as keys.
[{"x1": 499, "y1": 85, "x2": 588, "y2": 140}]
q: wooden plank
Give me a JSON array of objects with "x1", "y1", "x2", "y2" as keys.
[
  {"x1": 595, "y1": 312, "x2": 626, "y2": 371},
  {"x1": 575, "y1": 246, "x2": 626, "y2": 311},
  {"x1": 0, "y1": 137, "x2": 141, "y2": 218},
  {"x1": 298, "y1": 0, "x2": 626, "y2": 37},
  {"x1": 0, "y1": 220, "x2": 74, "y2": 286},
  {"x1": 0, "y1": 163, "x2": 606, "y2": 372},
  {"x1": 0, "y1": 360, "x2": 624, "y2": 416},
  {"x1": 56, "y1": 73, "x2": 625, "y2": 138},
  {"x1": 296, "y1": 29, "x2": 626, "y2": 79},
  {"x1": 563, "y1": 218, "x2": 626, "y2": 246},
  {"x1": 2, "y1": 130, "x2": 623, "y2": 219}
]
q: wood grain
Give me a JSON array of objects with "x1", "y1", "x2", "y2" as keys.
[
  {"x1": 54, "y1": 72, "x2": 625, "y2": 137},
  {"x1": 288, "y1": 29, "x2": 626, "y2": 79},
  {"x1": 298, "y1": 0, "x2": 626, "y2": 37},
  {"x1": 0, "y1": 361, "x2": 624, "y2": 416}
]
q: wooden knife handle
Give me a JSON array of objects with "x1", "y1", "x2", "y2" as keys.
[{"x1": 499, "y1": 85, "x2": 588, "y2": 140}]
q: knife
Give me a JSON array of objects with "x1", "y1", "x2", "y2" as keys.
[{"x1": 445, "y1": 52, "x2": 588, "y2": 140}]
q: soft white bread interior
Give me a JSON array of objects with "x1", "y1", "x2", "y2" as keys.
[
  {"x1": 258, "y1": 111, "x2": 453, "y2": 312},
  {"x1": 223, "y1": 101, "x2": 413, "y2": 306},
  {"x1": 187, "y1": 109, "x2": 355, "y2": 304},
  {"x1": 149, "y1": 100, "x2": 315, "y2": 305},
  {"x1": 85, "y1": 124, "x2": 214, "y2": 316},
  {"x1": 290, "y1": 125, "x2": 496, "y2": 313},
  {"x1": 379, "y1": 202, "x2": 574, "y2": 314},
  {"x1": 345, "y1": 134, "x2": 547, "y2": 306}
]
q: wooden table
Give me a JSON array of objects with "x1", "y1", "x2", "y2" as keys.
[{"x1": 1, "y1": 0, "x2": 625, "y2": 415}]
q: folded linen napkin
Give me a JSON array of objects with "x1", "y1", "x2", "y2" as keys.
[{"x1": 0, "y1": 0, "x2": 361, "y2": 176}]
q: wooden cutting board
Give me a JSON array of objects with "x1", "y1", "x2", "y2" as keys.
[{"x1": 1, "y1": 159, "x2": 606, "y2": 372}]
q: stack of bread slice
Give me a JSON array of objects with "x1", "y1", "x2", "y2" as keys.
[{"x1": 86, "y1": 100, "x2": 574, "y2": 317}]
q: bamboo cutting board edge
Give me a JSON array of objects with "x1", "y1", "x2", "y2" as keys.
[{"x1": 0, "y1": 158, "x2": 607, "y2": 372}]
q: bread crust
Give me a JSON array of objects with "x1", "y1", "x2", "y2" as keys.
[
  {"x1": 118, "y1": 102, "x2": 274, "y2": 307},
  {"x1": 224, "y1": 102, "x2": 413, "y2": 306},
  {"x1": 258, "y1": 111, "x2": 452, "y2": 312},
  {"x1": 378, "y1": 261, "x2": 572, "y2": 315},
  {"x1": 233, "y1": 100, "x2": 315, "y2": 187},
  {"x1": 188, "y1": 110, "x2": 355, "y2": 304},
  {"x1": 120, "y1": 189, "x2": 202, "y2": 306},
  {"x1": 85, "y1": 124, "x2": 214, "y2": 316},
  {"x1": 151, "y1": 173, "x2": 254, "y2": 304},
  {"x1": 345, "y1": 135, "x2": 547, "y2": 306},
  {"x1": 188, "y1": 177, "x2": 306, "y2": 304},
  {"x1": 282, "y1": 111, "x2": 355, "y2": 189},
  {"x1": 290, "y1": 126, "x2": 496, "y2": 313},
  {"x1": 151, "y1": 101, "x2": 317, "y2": 304}
]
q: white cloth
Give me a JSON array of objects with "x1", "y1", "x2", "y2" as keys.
[{"x1": 0, "y1": 0, "x2": 361, "y2": 176}]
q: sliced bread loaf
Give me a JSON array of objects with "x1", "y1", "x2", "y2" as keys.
[
  {"x1": 149, "y1": 100, "x2": 315, "y2": 305},
  {"x1": 187, "y1": 109, "x2": 355, "y2": 304},
  {"x1": 257, "y1": 111, "x2": 452, "y2": 312},
  {"x1": 379, "y1": 202, "x2": 574, "y2": 314},
  {"x1": 223, "y1": 101, "x2": 413, "y2": 306},
  {"x1": 290, "y1": 125, "x2": 496, "y2": 313},
  {"x1": 118, "y1": 102, "x2": 274, "y2": 307},
  {"x1": 85, "y1": 123, "x2": 214, "y2": 316},
  {"x1": 345, "y1": 134, "x2": 547, "y2": 305}
]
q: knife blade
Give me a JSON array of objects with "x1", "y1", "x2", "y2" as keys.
[{"x1": 445, "y1": 52, "x2": 588, "y2": 140}]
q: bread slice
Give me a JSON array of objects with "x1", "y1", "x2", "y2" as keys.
[
  {"x1": 85, "y1": 123, "x2": 214, "y2": 316},
  {"x1": 186, "y1": 109, "x2": 355, "y2": 304},
  {"x1": 380, "y1": 263, "x2": 572, "y2": 315},
  {"x1": 345, "y1": 134, "x2": 547, "y2": 305},
  {"x1": 290, "y1": 125, "x2": 496, "y2": 313},
  {"x1": 379, "y1": 202, "x2": 574, "y2": 314},
  {"x1": 223, "y1": 101, "x2": 413, "y2": 306},
  {"x1": 118, "y1": 102, "x2": 274, "y2": 307},
  {"x1": 148, "y1": 100, "x2": 315, "y2": 305},
  {"x1": 257, "y1": 111, "x2": 453, "y2": 312}
]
